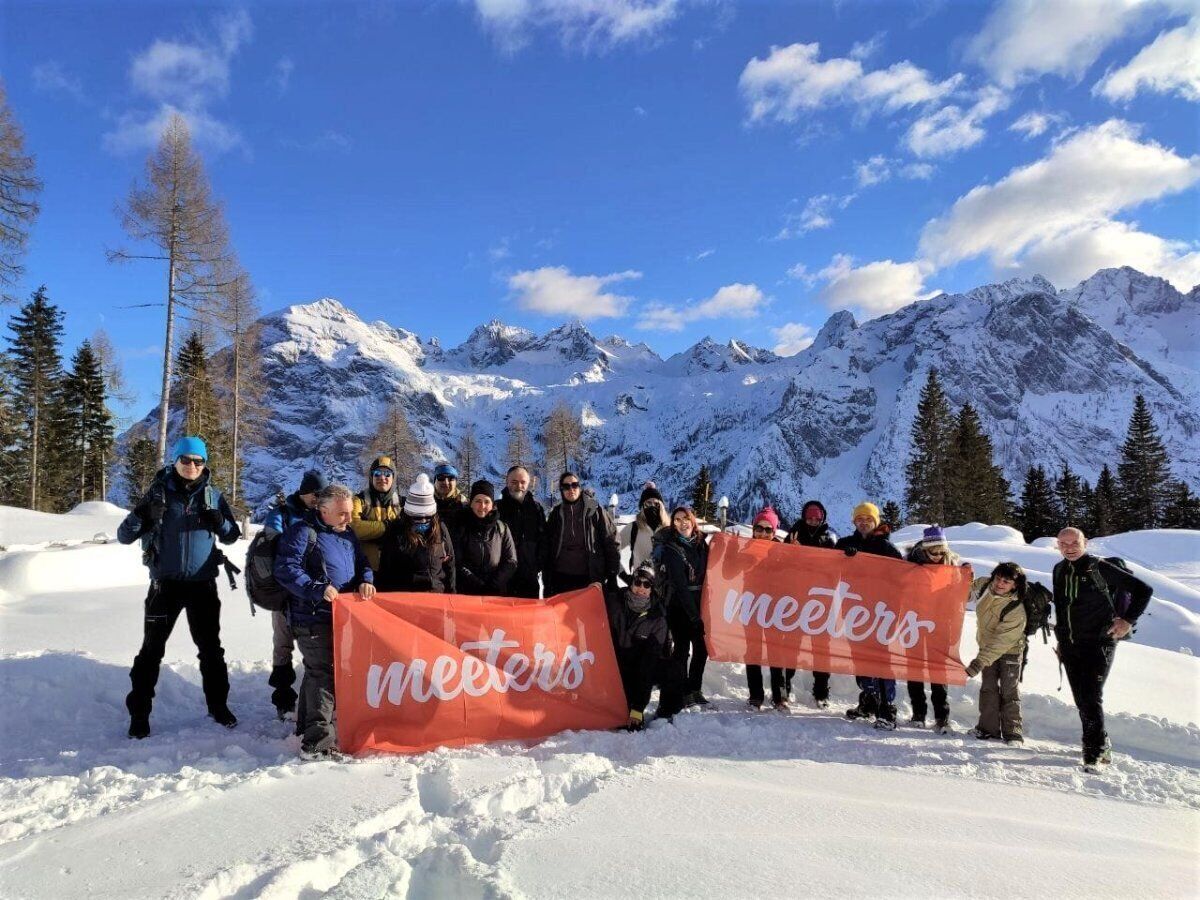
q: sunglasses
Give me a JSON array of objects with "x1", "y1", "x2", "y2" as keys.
[
  {"x1": 560, "y1": 482, "x2": 581, "y2": 490},
  {"x1": 753, "y1": 525, "x2": 774, "y2": 534},
  {"x1": 435, "y1": 474, "x2": 455, "y2": 482},
  {"x1": 633, "y1": 578, "x2": 654, "y2": 589},
  {"x1": 372, "y1": 469, "x2": 394, "y2": 478},
  {"x1": 178, "y1": 456, "x2": 205, "y2": 466}
]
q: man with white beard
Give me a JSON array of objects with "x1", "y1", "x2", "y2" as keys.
[{"x1": 496, "y1": 465, "x2": 547, "y2": 599}]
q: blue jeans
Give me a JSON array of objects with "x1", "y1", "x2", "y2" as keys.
[{"x1": 855, "y1": 676, "x2": 896, "y2": 704}]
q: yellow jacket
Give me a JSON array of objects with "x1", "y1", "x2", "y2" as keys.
[
  {"x1": 971, "y1": 576, "x2": 1027, "y2": 668},
  {"x1": 352, "y1": 490, "x2": 400, "y2": 569}
]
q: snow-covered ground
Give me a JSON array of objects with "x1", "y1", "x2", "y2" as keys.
[{"x1": 1, "y1": 505, "x2": 1197, "y2": 898}]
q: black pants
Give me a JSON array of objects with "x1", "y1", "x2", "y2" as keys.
[
  {"x1": 549, "y1": 571, "x2": 593, "y2": 596},
  {"x1": 812, "y1": 671, "x2": 830, "y2": 701},
  {"x1": 127, "y1": 579, "x2": 228, "y2": 718},
  {"x1": 907, "y1": 680, "x2": 949, "y2": 721},
  {"x1": 746, "y1": 666, "x2": 795, "y2": 705},
  {"x1": 294, "y1": 622, "x2": 337, "y2": 753},
  {"x1": 615, "y1": 642, "x2": 663, "y2": 714},
  {"x1": 1060, "y1": 639, "x2": 1117, "y2": 760},
  {"x1": 666, "y1": 606, "x2": 707, "y2": 694},
  {"x1": 509, "y1": 572, "x2": 542, "y2": 599}
]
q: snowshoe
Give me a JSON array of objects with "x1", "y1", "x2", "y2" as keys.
[
  {"x1": 301, "y1": 747, "x2": 348, "y2": 762},
  {"x1": 1003, "y1": 734, "x2": 1024, "y2": 745},
  {"x1": 747, "y1": 698, "x2": 763, "y2": 711},
  {"x1": 845, "y1": 704, "x2": 875, "y2": 721},
  {"x1": 773, "y1": 699, "x2": 791, "y2": 712},
  {"x1": 208, "y1": 706, "x2": 238, "y2": 729},
  {"x1": 813, "y1": 698, "x2": 830, "y2": 709},
  {"x1": 128, "y1": 715, "x2": 150, "y2": 740},
  {"x1": 971, "y1": 726, "x2": 999, "y2": 740}
]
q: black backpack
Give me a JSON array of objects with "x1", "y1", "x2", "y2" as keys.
[
  {"x1": 245, "y1": 526, "x2": 317, "y2": 614},
  {"x1": 1000, "y1": 581, "x2": 1053, "y2": 641}
]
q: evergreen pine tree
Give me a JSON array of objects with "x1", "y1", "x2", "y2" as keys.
[
  {"x1": 0, "y1": 349, "x2": 21, "y2": 504},
  {"x1": 881, "y1": 500, "x2": 903, "y2": 531},
  {"x1": 1162, "y1": 481, "x2": 1200, "y2": 529},
  {"x1": 945, "y1": 402, "x2": 1010, "y2": 525},
  {"x1": 6, "y1": 285, "x2": 66, "y2": 510},
  {"x1": 172, "y1": 331, "x2": 229, "y2": 477},
  {"x1": 60, "y1": 340, "x2": 114, "y2": 506},
  {"x1": 1018, "y1": 465, "x2": 1060, "y2": 542},
  {"x1": 905, "y1": 369, "x2": 953, "y2": 524},
  {"x1": 1054, "y1": 462, "x2": 1085, "y2": 530},
  {"x1": 124, "y1": 433, "x2": 159, "y2": 506},
  {"x1": 691, "y1": 465, "x2": 716, "y2": 520},
  {"x1": 1088, "y1": 464, "x2": 1119, "y2": 537},
  {"x1": 1116, "y1": 394, "x2": 1173, "y2": 530}
]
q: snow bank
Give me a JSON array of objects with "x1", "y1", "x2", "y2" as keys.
[
  {"x1": 65, "y1": 501, "x2": 128, "y2": 517},
  {"x1": 0, "y1": 503, "x2": 127, "y2": 550}
]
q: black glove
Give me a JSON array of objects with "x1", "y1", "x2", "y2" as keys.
[
  {"x1": 144, "y1": 497, "x2": 166, "y2": 524},
  {"x1": 199, "y1": 508, "x2": 225, "y2": 532},
  {"x1": 843, "y1": 546, "x2": 858, "y2": 557}
]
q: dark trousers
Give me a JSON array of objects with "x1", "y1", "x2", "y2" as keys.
[
  {"x1": 812, "y1": 671, "x2": 830, "y2": 701},
  {"x1": 127, "y1": 579, "x2": 228, "y2": 718},
  {"x1": 509, "y1": 572, "x2": 542, "y2": 599},
  {"x1": 549, "y1": 571, "x2": 593, "y2": 596},
  {"x1": 854, "y1": 676, "x2": 896, "y2": 713},
  {"x1": 1060, "y1": 639, "x2": 1117, "y2": 759},
  {"x1": 746, "y1": 666, "x2": 795, "y2": 705},
  {"x1": 667, "y1": 607, "x2": 707, "y2": 694},
  {"x1": 269, "y1": 610, "x2": 298, "y2": 714},
  {"x1": 906, "y1": 680, "x2": 949, "y2": 721},
  {"x1": 615, "y1": 642, "x2": 662, "y2": 714},
  {"x1": 978, "y1": 653, "x2": 1023, "y2": 738},
  {"x1": 294, "y1": 622, "x2": 337, "y2": 753}
]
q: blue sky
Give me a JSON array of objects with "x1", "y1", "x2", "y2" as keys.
[{"x1": 3, "y1": 0, "x2": 1198, "y2": 420}]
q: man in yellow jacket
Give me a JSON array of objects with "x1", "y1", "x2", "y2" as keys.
[
  {"x1": 965, "y1": 562, "x2": 1029, "y2": 744},
  {"x1": 352, "y1": 455, "x2": 402, "y2": 570}
]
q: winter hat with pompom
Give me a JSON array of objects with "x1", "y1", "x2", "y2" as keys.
[
  {"x1": 753, "y1": 506, "x2": 780, "y2": 532},
  {"x1": 404, "y1": 474, "x2": 437, "y2": 517},
  {"x1": 639, "y1": 481, "x2": 664, "y2": 507}
]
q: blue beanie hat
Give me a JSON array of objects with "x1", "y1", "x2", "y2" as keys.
[
  {"x1": 172, "y1": 436, "x2": 208, "y2": 462},
  {"x1": 434, "y1": 462, "x2": 459, "y2": 479},
  {"x1": 298, "y1": 469, "x2": 329, "y2": 495},
  {"x1": 920, "y1": 525, "x2": 948, "y2": 546}
]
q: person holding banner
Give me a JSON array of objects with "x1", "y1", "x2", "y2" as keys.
[
  {"x1": 274, "y1": 484, "x2": 376, "y2": 759},
  {"x1": 453, "y1": 480, "x2": 518, "y2": 596},
  {"x1": 745, "y1": 507, "x2": 795, "y2": 711},
  {"x1": 606, "y1": 561, "x2": 670, "y2": 731},
  {"x1": 904, "y1": 526, "x2": 963, "y2": 732},
  {"x1": 837, "y1": 501, "x2": 903, "y2": 729},
  {"x1": 377, "y1": 474, "x2": 457, "y2": 594},
  {"x1": 785, "y1": 499, "x2": 838, "y2": 707},
  {"x1": 653, "y1": 505, "x2": 710, "y2": 710},
  {"x1": 543, "y1": 472, "x2": 620, "y2": 596},
  {"x1": 497, "y1": 465, "x2": 547, "y2": 599},
  {"x1": 351, "y1": 456, "x2": 403, "y2": 571}
]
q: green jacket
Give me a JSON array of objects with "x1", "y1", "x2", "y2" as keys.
[{"x1": 971, "y1": 576, "x2": 1027, "y2": 668}]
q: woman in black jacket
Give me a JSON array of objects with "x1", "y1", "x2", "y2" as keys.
[
  {"x1": 454, "y1": 480, "x2": 518, "y2": 596},
  {"x1": 653, "y1": 505, "x2": 710, "y2": 712},
  {"x1": 377, "y1": 474, "x2": 456, "y2": 593}
]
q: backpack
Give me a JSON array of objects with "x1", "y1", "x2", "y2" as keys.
[
  {"x1": 245, "y1": 526, "x2": 317, "y2": 615},
  {"x1": 139, "y1": 470, "x2": 218, "y2": 569},
  {"x1": 1000, "y1": 581, "x2": 1053, "y2": 641}
]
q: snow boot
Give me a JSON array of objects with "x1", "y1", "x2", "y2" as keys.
[
  {"x1": 971, "y1": 726, "x2": 999, "y2": 740},
  {"x1": 846, "y1": 693, "x2": 877, "y2": 720},
  {"x1": 814, "y1": 698, "x2": 830, "y2": 709},
  {"x1": 907, "y1": 715, "x2": 927, "y2": 729},
  {"x1": 209, "y1": 706, "x2": 238, "y2": 729},
  {"x1": 1003, "y1": 733, "x2": 1024, "y2": 745},
  {"x1": 773, "y1": 699, "x2": 790, "y2": 712},
  {"x1": 128, "y1": 715, "x2": 150, "y2": 740},
  {"x1": 687, "y1": 691, "x2": 710, "y2": 707},
  {"x1": 874, "y1": 705, "x2": 898, "y2": 730},
  {"x1": 748, "y1": 698, "x2": 763, "y2": 710},
  {"x1": 933, "y1": 717, "x2": 951, "y2": 735}
]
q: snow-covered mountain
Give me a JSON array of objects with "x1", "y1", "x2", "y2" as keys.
[{"x1": 122, "y1": 267, "x2": 1199, "y2": 528}]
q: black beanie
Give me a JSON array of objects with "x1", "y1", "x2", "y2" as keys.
[
  {"x1": 299, "y1": 469, "x2": 329, "y2": 495},
  {"x1": 639, "y1": 482, "x2": 664, "y2": 507},
  {"x1": 470, "y1": 479, "x2": 496, "y2": 502}
]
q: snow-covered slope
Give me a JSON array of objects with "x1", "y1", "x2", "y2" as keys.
[
  {"x1": 0, "y1": 507, "x2": 1197, "y2": 898},
  {"x1": 117, "y1": 267, "x2": 1199, "y2": 534}
]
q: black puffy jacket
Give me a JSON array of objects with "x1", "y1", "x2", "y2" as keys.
[
  {"x1": 652, "y1": 529, "x2": 709, "y2": 623},
  {"x1": 377, "y1": 520, "x2": 456, "y2": 593},
  {"x1": 835, "y1": 527, "x2": 902, "y2": 559},
  {"x1": 1053, "y1": 554, "x2": 1151, "y2": 644},
  {"x1": 496, "y1": 489, "x2": 546, "y2": 585},
  {"x1": 453, "y1": 512, "x2": 518, "y2": 596}
]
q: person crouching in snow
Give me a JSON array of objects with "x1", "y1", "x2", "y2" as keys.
[
  {"x1": 965, "y1": 562, "x2": 1029, "y2": 745},
  {"x1": 606, "y1": 561, "x2": 670, "y2": 731},
  {"x1": 904, "y1": 525, "x2": 967, "y2": 733},
  {"x1": 745, "y1": 506, "x2": 796, "y2": 711}
]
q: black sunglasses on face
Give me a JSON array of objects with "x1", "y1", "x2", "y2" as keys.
[
  {"x1": 436, "y1": 475, "x2": 455, "y2": 482},
  {"x1": 753, "y1": 525, "x2": 774, "y2": 534},
  {"x1": 561, "y1": 482, "x2": 581, "y2": 490},
  {"x1": 372, "y1": 469, "x2": 393, "y2": 478},
  {"x1": 408, "y1": 515, "x2": 432, "y2": 525},
  {"x1": 633, "y1": 578, "x2": 654, "y2": 589},
  {"x1": 178, "y1": 456, "x2": 205, "y2": 466}
]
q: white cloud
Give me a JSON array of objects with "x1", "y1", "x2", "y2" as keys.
[
  {"x1": 102, "y1": 104, "x2": 245, "y2": 155},
  {"x1": 849, "y1": 33, "x2": 885, "y2": 61},
  {"x1": 771, "y1": 322, "x2": 815, "y2": 355},
  {"x1": 966, "y1": 0, "x2": 1187, "y2": 87},
  {"x1": 637, "y1": 282, "x2": 766, "y2": 331},
  {"x1": 919, "y1": 119, "x2": 1200, "y2": 289},
  {"x1": 32, "y1": 61, "x2": 85, "y2": 102},
  {"x1": 508, "y1": 266, "x2": 640, "y2": 318},
  {"x1": 273, "y1": 57, "x2": 295, "y2": 95},
  {"x1": 739, "y1": 42, "x2": 960, "y2": 123},
  {"x1": 1095, "y1": 19, "x2": 1200, "y2": 102},
  {"x1": 105, "y1": 10, "x2": 252, "y2": 155},
  {"x1": 690, "y1": 248, "x2": 715, "y2": 261},
  {"x1": 475, "y1": 0, "x2": 679, "y2": 54},
  {"x1": 1014, "y1": 219, "x2": 1200, "y2": 288},
  {"x1": 775, "y1": 193, "x2": 856, "y2": 239},
  {"x1": 855, "y1": 155, "x2": 891, "y2": 187},
  {"x1": 785, "y1": 262, "x2": 814, "y2": 283},
  {"x1": 905, "y1": 86, "x2": 1010, "y2": 158},
  {"x1": 1009, "y1": 110, "x2": 1064, "y2": 138},
  {"x1": 899, "y1": 161, "x2": 935, "y2": 180},
  {"x1": 633, "y1": 104, "x2": 647, "y2": 116},
  {"x1": 817, "y1": 254, "x2": 937, "y2": 317}
]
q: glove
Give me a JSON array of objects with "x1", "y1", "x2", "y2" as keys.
[
  {"x1": 199, "y1": 508, "x2": 225, "y2": 532},
  {"x1": 843, "y1": 546, "x2": 858, "y2": 557},
  {"x1": 144, "y1": 497, "x2": 166, "y2": 523},
  {"x1": 965, "y1": 658, "x2": 982, "y2": 678}
]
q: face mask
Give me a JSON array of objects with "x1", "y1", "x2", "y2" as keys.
[{"x1": 413, "y1": 522, "x2": 431, "y2": 535}]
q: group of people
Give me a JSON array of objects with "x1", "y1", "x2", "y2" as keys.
[{"x1": 118, "y1": 437, "x2": 1153, "y2": 771}]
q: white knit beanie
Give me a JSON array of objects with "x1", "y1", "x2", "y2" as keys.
[{"x1": 404, "y1": 473, "x2": 437, "y2": 517}]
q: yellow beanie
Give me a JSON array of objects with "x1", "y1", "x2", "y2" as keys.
[{"x1": 852, "y1": 502, "x2": 880, "y2": 525}]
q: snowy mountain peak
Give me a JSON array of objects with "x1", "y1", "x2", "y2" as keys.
[
  {"x1": 810, "y1": 310, "x2": 858, "y2": 353},
  {"x1": 448, "y1": 320, "x2": 537, "y2": 368},
  {"x1": 963, "y1": 274, "x2": 1056, "y2": 305}
]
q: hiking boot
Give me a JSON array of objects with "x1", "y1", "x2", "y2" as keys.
[
  {"x1": 873, "y1": 716, "x2": 898, "y2": 731},
  {"x1": 128, "y1": 715, "x2": 150, "y2": 740},
  {"x1": 1098, "y1": 741, "x2": 1112, "y2": 764},
  {"x1": 773, "y1": 699, "x2": 790, "y2": 712},
  {"x1": 301, "y1": 746, "x2": 347, "y2": 762},
  {"x1": 747, "y1": 698, "x2": 763, "y2": 710},
  {"x1": 1003, "y1": 734, "x2": 1024, "y2": 745},
  {"x1": 209, "y1": 706, "x2": 238, "y2": 729},
  {"x1": 933, "y1": 718, "x2": 951, "y2": 735},
  {"x1": 971, "y1": 726, "x2": 999, "y2": 740},
  {"x1": 691, "y1": 692, "x2": 710, "y2": 707},
  {"x1": 907, "y1": 716, "x2": 927, "y2": 728},
  {"x1": 846, "y1": 704, "x2": 874, "y2": 720},
  {"x1": 814, "y1": 697, "x2": 830, "y2": 709}
]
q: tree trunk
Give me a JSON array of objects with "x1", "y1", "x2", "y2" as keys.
[
  {"x1": 157, "y1": 254, "x2": 176, "y2": 464},
  {"x1": 231, "y1": 330, "x2": 240, "y2": 506},
  {"x1": 29, "y1": 389, "x2": 38, "y2": 509}
]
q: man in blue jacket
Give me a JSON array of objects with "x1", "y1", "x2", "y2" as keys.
[
  {"x1": 118, "y1": 436, "x2": 242, "y2": 739},
  {"x1": 275, "y1": 483, "x2": 375, "y2": 758}
]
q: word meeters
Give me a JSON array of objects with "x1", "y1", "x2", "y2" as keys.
[
  {"x1": 366, "y1": 629, "x2": 596, "y2": 708},
  {"x1": 724, "y1": 581, "x2": 937, "y2": 649}
]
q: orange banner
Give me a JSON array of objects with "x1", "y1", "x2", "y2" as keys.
[
  {"x1": 701, "y1": 533, "x2": 970, "y2": 685},
  {"x1": 332, "y1": 585, "x2": 628, "y2": 755}
]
